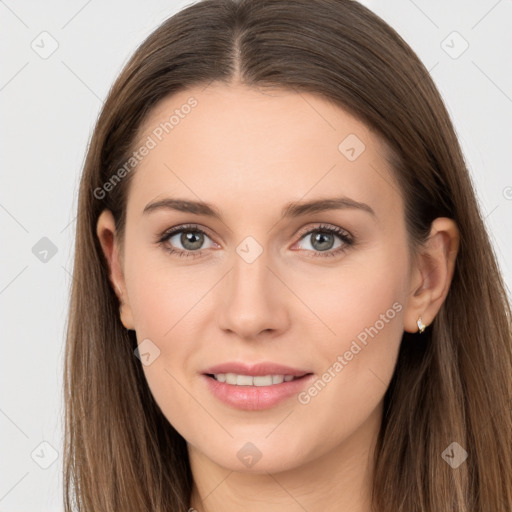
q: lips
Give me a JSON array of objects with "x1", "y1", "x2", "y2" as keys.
[{"x1": 201, "y1": 361, "x2": 314, "y2": 410}]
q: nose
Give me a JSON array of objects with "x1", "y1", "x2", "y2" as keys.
[{"x1": 216, "y1": 249, "x2": 290, "y2": 340}]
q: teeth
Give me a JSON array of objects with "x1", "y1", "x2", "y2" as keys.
[
  {"x1": 236, "y1": 374, "x2": 254, "y2": 386},
  {"x1": 213, "y1": 373, "x2": 299, "y2": 386}
]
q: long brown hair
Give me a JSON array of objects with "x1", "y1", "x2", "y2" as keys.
[{"x1": 63, "y1": 0, "x2": 512, "y2": 510}]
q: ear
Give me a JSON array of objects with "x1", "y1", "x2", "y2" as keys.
[
  {"x1": 403, "y1": 217, "x2": 460, "y2": 333},
  {"x1": 96, "y1": 209, "x2": 135, "y2": 330}
]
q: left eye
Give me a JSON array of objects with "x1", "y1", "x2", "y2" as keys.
[{"x1": 292, "y1": 224, "x2": 353, "y2": 257}]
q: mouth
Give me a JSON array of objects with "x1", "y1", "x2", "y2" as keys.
[
  {"x1": 201, "y1": 364, "x2": 315, "y2": 410},
  {"x1": 205, "y1": 373, "x2": 311, "y2": 386}
]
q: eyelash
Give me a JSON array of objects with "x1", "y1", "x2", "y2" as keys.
[{"x1": 156, "y1": 223, "x2": 354, "y2": 259}]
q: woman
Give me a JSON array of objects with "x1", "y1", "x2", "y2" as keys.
[{"x1": 63, "y1": 0, "x2": 512, "y2": 510}]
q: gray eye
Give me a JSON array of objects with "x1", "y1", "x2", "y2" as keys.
[
  {"x1": 169, "y1": 231, "x2": 213, "y2": 251},
  {"x1": 298, "y1": 231, "x2": 343, "y2": 252}
]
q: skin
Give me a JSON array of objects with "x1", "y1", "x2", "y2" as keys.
[{"x1": 97, "y1": 82, "x2": 459, "y2": 512}]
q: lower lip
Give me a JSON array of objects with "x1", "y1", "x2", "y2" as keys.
[{"x1": 203, "y1": 374, "x2": 315, "y2": 410}]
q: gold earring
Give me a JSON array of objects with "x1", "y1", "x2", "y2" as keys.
[{"x1": 417, "y1": 316, "x2": 427, "y2": 334}]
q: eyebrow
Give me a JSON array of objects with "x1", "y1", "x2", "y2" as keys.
[{"x1": 142, "y1": 196, "x2": 376, "y2": 219}]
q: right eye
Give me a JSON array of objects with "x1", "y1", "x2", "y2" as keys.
[{"x1": 157, "y1": 224, "x2": 218, "y2": 258}]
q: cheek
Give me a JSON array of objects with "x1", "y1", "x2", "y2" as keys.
[
  {"x1": 126, "y1": 262, "x2": 209, "y2": 431},
  {"x1": 293, "y1": 245, "x2": 407, "y2": 406},
  {"x1": 297, "y1": 242, "x2": 407, "y2": 346},
  {"x1": 124, "y1": 243, "x2": 209, "y2": 337},
  {"x1": 123, "y1": 248, "x2": 215, "y2": 395},
  {"x1": 286, "y1": 284, "x2": 404, "y2": 461}
]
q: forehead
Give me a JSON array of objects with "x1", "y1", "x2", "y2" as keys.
[{"x1": 127, "y1": 82, "x2": 402, "y2": 223}]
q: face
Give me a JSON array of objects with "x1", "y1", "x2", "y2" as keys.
[{"x1": 103, "y1": 83, "x2": 416, "y2": 474}]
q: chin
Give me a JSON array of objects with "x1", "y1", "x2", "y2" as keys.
[{"x1": 193, "y1": 436, "x2": 311, "y2": 474}]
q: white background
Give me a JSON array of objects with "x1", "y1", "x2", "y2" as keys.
[{"x1": 1, "y1": 0, "x2": 511, "y2": 509}]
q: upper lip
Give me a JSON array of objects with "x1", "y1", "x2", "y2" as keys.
[{"x1": 203, "y1": 362, "x2": 312, "y2": 377}]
